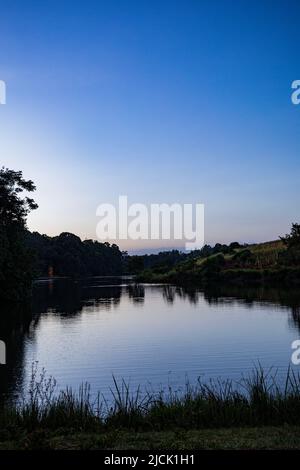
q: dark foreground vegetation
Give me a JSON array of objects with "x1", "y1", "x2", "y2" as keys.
[
  {"x1": 2, "y1": 426, "x2": 300, "y2": 450},
  {"x1": 1, "y1": 366, "x2": 300, "y2": 449}
]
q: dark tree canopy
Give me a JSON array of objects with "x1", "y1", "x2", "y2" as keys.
[
  {"x1": 279, "y1": 223, "x2": 300, "y2": 266},
  {"x1": 0, "y1": 168, "x2": 38, "y2": 226},
  {"x1": 0, "y1": 168, "x2": 38, "y2": 301},
  {"x1": 0, "y1": 167, "x2": 123, "y2": 301},
  {"x1": 26, "y1": 231, "x2": 123, "y2": 278},
  {"x1": 280, "y1": 223, "x2": 300, "y2": 249}
]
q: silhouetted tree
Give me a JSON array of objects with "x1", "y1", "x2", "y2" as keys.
[
  {"x1": 280, "y1": 223, "x2": 300, "y2": 249},
  {"x1": 26, "y1": 232, "x2": 123, "y2": 277},
  {"x1": 279, "y1": 223, "x2": 300, "y2": 266},
  {"x1": 0, "y1": 168, "x2": 38, "y2": 300}
]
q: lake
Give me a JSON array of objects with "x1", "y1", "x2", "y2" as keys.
[{"x1": 1, "y1": 277, "x2": 300, "y2": 403}]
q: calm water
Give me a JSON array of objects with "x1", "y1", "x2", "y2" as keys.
[{"x1": 2, "y1": 277, "x2": 300, "y2": 401}]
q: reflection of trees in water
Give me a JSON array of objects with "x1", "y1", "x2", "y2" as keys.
[
  {"x1": 126, "y1": 284, "x2": 145, "y2": 303},
  {"x1": 179, "y1": 288, "x2": 201, "y2": 304},
  {"x1": 32, "y1": 280, "x2": 83, "y2": 317},
  {"x1": 289, "y1": 306, "x2": 300, "y2": 331},
  {"x1": 162, "y1": 285, "x2": 176, "y2": 304},
  {"x1": 202, "y1": 284, "x2": 300, "y2": 309},
  {"x1": 160, "y1": 283, "x2": 300, "y2": 332},
  {"x1": 162, "y1": 285, "x2": 201, "y2": 304},
  {"x1": 0, "y1": 277, "x2": 140, "y2": 401},
  {"x1": 31, "y1": 278, "x2": 147, "y2": 321},
  {"x1": 3, "y1": 279, "x2": 300, "y2": 402},
  {"x1": 32, "y1": 278, "x2": 124, "y2": 317},
  {"x1": 0, "y1": 302, "x2": 30, "y2": 402},
  {"x1": 199, "y1": 284, "x2": 300, "y2": 332},
  {"x1": 202, "y1": 285, "x2": 299, "y2": 307}
]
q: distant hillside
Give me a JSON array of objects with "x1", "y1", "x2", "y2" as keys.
[{"x1": 135, "y1": 226, "x2": 300, "y2": 286}]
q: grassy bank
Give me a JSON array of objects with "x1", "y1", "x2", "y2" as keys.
[
  {"x1": 1, "y1": 426, "x2": 300, "y2": 450},
  {"x1": 2, "y1": 366, "x2": 300, "y2": 449},
  {"x1": 137, "y1": 240, "x2": 300, "y2": 286}
]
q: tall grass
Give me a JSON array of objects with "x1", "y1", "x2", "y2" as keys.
[
  {"x1": 2, "y1": 364, "x2": 300, "y2": 432},
  {"x1": 0, "y1": 364, "x2": 102, "y2": 431},
  {"x1": 249, "y1": 240, "x2": 284, "y2": 268}
]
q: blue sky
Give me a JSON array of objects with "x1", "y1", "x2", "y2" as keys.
[{"x1": 0, "y1": 0, "x2": 299, "y2": 252}]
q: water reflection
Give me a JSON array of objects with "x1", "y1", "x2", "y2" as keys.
[
  {"x1": 30, "y1": 280, "x2": 300, "y2": 323},
  {"x1": 1, "y1": 278, "x2": 300, "y2": 402},
  {"x1": 126, "y1": 284, "x2": 145, "y2": 303},
  {"x1": 0, "y1": 302, "x2": 31, "y2": 401}
]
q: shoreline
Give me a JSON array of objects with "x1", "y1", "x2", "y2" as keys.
[
  {"x1": 1, "y1": 367, "x2": 300, "y2": 450},
  {"x1": 137, "y1": 266, "x2": 300, "y2": 286}
]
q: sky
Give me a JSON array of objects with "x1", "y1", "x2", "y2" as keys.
[{"x1": 0, "y1": 0, "x2": 299, "y2": 252}]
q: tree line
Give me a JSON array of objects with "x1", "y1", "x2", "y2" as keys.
[
  {"x1": 123, "y1": 242, "x2": 243, "y2": 274},
  {"x1": 26, "y1": 231, "x2": 122, "y2": 278},
  {"x1": 1, "y1": 166, "x2": 299, "y2": 302},
  {"x1": 0, "y1": 167, "x2": 122, "y2": 301}
]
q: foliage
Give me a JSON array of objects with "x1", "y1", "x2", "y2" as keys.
[
  {"x1": 2, "y1": 366, "x2": 300, "y2": 434},
  {"x1": 26, "y1": 231, "x2": 123, "y2": 278},
  {"x1": 279, "y1": 223, "x2": 300, "y2": 266},
  {"x1": 232, "y1": 249, "x2": 256, "y2": 266},
  {"x1": 137, "y1": 225, "x2": 300, "y2": 285},
  {"x1": 0, "y1": 168, "x2": 38, "y2": 301},
  {"x1": 125, "y1": 244, "x2": 242, "y2": 275},
  {"x1": 281, "y1": 223, "x2": 300, "y2": 248}
]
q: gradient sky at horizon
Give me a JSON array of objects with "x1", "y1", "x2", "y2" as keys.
[{"x1": 0, "y1": 0, "x2": 299, "y2": 252}]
